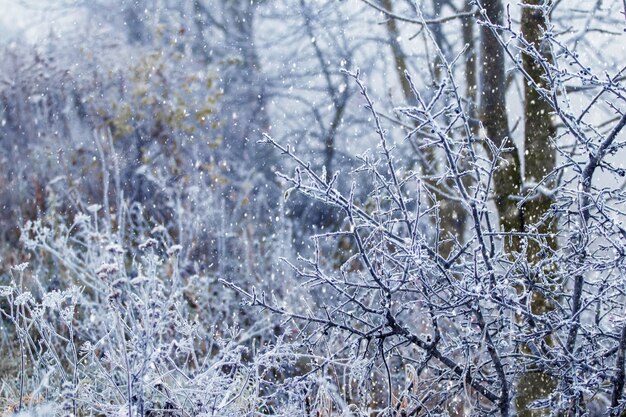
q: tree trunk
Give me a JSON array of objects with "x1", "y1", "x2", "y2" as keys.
[
  {"x1": 479, "y1": 0, "x2": 523, "y2": 248},
  {"x1": 222, "y1": 0, "x2": 276, "y2": 182},
  {"x1": 515, "y1": 1, "x2": 559, "y2": 415},
  {"x1": 521, "y1": 0, "x2": 557, "y2": 264},
  {"x1": 382, "y1": 0, "x2": 467, "y2": 258}
]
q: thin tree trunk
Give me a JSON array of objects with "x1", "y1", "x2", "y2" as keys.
[
  {"x1": 515, "y1": 1, "x2": 559, "y2": 415},
  {"x1": 479, "y1": 0, "x2": 523, "y2": 249},
  {"x1": 522, "y1": 0, "x2": 557, "y2": 267},
  {"x1": 381, "y1": 0, "x2": 467, "y2": 258},
  {"x1": 479, "y1": 2, "x2": 529, "y2": 413}
]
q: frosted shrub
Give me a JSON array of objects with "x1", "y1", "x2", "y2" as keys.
[
  {"x1": 227, "y1": 56, "x2": 626, "y2": 415},
  {"x1": 0, "y1": 209, "x2": 304, "y2": 416}
]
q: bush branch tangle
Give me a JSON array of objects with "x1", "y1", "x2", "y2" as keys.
[{"x1": 227, "y1": 17, "x2": 626, "y2": 412}]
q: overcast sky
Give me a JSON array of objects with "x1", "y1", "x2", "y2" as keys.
[{"x1": 0, "y1": 0, "x2": 78, "y2": 42}]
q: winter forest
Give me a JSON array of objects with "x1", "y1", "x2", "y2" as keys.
[{"x1": 0, "y1": 0, "x2": 625, "y2": 416}]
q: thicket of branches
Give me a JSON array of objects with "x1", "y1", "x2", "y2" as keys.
[{"x1": 1, "y1": 0, "x2": 625, "y2": 416}]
